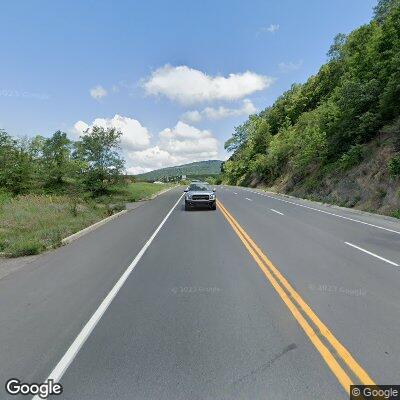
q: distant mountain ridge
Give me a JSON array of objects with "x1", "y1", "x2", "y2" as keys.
[{"x1": 136, "y1": 160, "x2": 222, "y2": 181}]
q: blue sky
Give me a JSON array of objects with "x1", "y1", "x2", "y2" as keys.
[{"x1": 0, "y1": 0, "x2": 376, "y2": 173}]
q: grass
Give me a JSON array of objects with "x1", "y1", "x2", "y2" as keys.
[
  {"x1": 0, "y1": 194, "x2": 108, "y2": 257},
  {"x1": 0, "y1": 182, "x2": 173, "y2": 258},
  {"x1": 97, "y1": 182, "x2": 174, "y2": 203}
]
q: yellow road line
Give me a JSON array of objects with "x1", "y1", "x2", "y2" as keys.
[
  {"x1": 217, "y1": 199, "x2": 376, "y2": 394},
  {"x1": 218, "y1": 200, "x2": 375, "y2": 386}
]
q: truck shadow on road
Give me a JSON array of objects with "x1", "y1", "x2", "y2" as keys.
[{"x1": 180, "y1": 204, "x2": 216, "y2": 212}]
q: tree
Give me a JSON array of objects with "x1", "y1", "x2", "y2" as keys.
[
  {"x1": 374, "y1": 0, "x2": 397, "y2": 23},
  {"x1": 327, "y1": 33, "x2": 347, "y2": 61},
  {"x1": 224, "y1": 122, "x2": 249, "y2": 152},
  {"x1": 42, "y1": 131, "x2": 71, "y2": 186},
  {"x1": 0, "y1": 130, "x2": 34, "y2": 194},
  {"x1": 77, "y1": 126, "x2": 125, "y2": 195}
]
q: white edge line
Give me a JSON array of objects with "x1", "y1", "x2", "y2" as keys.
[
  {"x1": 345, "y1": 242, "x2": 399, "y2": 266},
  {"x1": 270, "y1": 209, "x2": 284, "y2": 216},
  {"x1": 33, "y1": 194, "x2": 183, "y2": 399},
  {"x1": 238, "y1": 188, "x2": 400, "y2": 235}
]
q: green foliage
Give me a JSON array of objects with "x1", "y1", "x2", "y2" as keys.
[
  {"x1": 388, "y1": 155, "x2": 400, "y2": 175},
  {"x1": 42, "y1": 131, "x2": 71, "y2": 186},
  {"x1": 338, "y1": 145, "x2": 364, "y2": 171},
  {"x1": 223, "y1": 0, "x2": 400, "y2": 188},
  {"x1": 0, "y1": 189, "x2": 12, "y2": 206},
  {"x1": 1, "y1": 126, "x2": 126, "y2": 197},
  {"x1": 327, "y1": 33, "x2": 347, "y2": 61},
  {"x1": 392, "y1": 209, "x2": 400, "y2": 218},
  {"x1": 0, "y1": 130, "x2": 36, "y2": 194},
  {"x1": 74, "y1": 126, "x2": 125, "y2": 195},
  {"x1": 204, "y1": 176, "x2": 217, "y2": 185},
  {"x1": 374, "y1": 0, "x2": 398, "y2": 23}
]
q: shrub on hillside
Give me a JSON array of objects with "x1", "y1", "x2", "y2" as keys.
[
  {"x1": 338, "y1": 145, "x2": 364, "y2": 171},
  {"x1": 388, "y1": 155, "x2": 400, "y2": 176}
]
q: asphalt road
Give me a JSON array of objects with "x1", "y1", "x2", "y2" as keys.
[{"x1": 1, "y1": 186, "x2": 399, "y2": 399}]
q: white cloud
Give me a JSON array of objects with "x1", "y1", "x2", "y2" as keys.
[
  {"x1": 127, "y1": 121, "x2": 220, "y2": 173},
  {"x1": 90, "y1": 85, "x2": 107, "y2": 100},
  {"x1": 182, "y1": 99, "x2": 257, "y2": 122},
  {"x1": 267, "y1": 24, "x2": 280, "y2": 33},
  {"x1": 127, "y1": 147, "x2": 180, "y2": 173},
  {"x1": 73, "y1": 114, "x2": 150, "y2": 151},
  {"x1": 126, "y1": 165, "x2": 154, "y2": 175},
  {"x1": 257, "y1": 24, "x2": 280, "y2": 36},
  {"x1": 278, "y1": 60, "x2": 303, "y2": 73},
  {"x1": 142, "y1": 65, "x2": 272, "y2": 104},
  {"x1": 158, "y1": 121, "x2": 218, "y2": 157},
  {"x1": 180, "y1": 110, "x2": 202, "y2": 123}
]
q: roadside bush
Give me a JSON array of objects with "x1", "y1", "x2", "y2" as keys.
[
  {"x1": 391, "y1": 210, "x2": 400, "y2": 219},
  {"x1": 107, "y1": 203, "x2": 126, "y2": 216}
]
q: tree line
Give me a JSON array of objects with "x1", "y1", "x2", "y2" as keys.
[
  {"x1": 0, "y1": 126, "x2": 125, "y2": 196},
  {"x1": 223, "y1": 0, "x2": 400, "y2": 186}
]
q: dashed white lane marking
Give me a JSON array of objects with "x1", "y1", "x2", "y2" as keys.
[
  {"x1": 234, "y1": 192, "x2": 238, "y2": 195},
  {"x1": 345, "y1": 242, "x2": 399, "y2": 266},
  {"x1": 32, "y1": 194, "x2": 183, "y2": 398},
  {"x1": 245, "y1": 198, "x2": 253, "y2": 201},
  {"x1": 270, "y1": 209, "x2": 284, "y2": 216},
  {"x1": 239, "y1": 188, "x2": 400, "y2": 235}
]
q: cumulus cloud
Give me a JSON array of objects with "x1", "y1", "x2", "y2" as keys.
[
  {"x1": 126, "y1": 147, "x2": 180, "y2": 174},
  {"x1": 127, "y1": 121, "x2": 220, "y2": 173},
  {"x1": 142, "y1": 65, "x2": 272, "y2": 104},
  {"x1": 159, "y1": 122, "x2": 218, "y2": 156},
  {"x1": 278, "y1": 60, "x2": 303, "y2": 73},
  {"x1": 180, "y1": 110, "x2": 202, "y2": 123},
  {"x1": 73, "y1": 114, "x2": 150, "y2": 151},
  {"x1": 181, "y1": 99, "x2": 257, "y2": 122},
  {"x1": 90, "y1": 85, "x2": 107, "y2": 100}
]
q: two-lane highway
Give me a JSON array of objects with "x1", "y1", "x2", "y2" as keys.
[{"x1": 1, "y1": 186, "x2": 399, "y2": 399}]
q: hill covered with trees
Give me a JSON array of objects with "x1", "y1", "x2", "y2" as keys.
[
  {"x1": 136, "y1": 160, "x2": 222, "y2": 181},
  {"x1": 223, "y1": 0, "x2": 400, "y2": 216}
]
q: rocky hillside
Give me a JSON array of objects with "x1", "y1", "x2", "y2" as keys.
[{"x1": 265, "y1": 126, "x2": 400, "y2": 216}]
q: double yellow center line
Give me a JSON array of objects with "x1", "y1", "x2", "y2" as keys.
[{"x1": 217, "y1": 199, "x2": 375, "y2": 395}]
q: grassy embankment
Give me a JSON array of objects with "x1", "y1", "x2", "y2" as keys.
[{"x1": 0, "y1": 182, "x2": 173, "y2": 258}]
